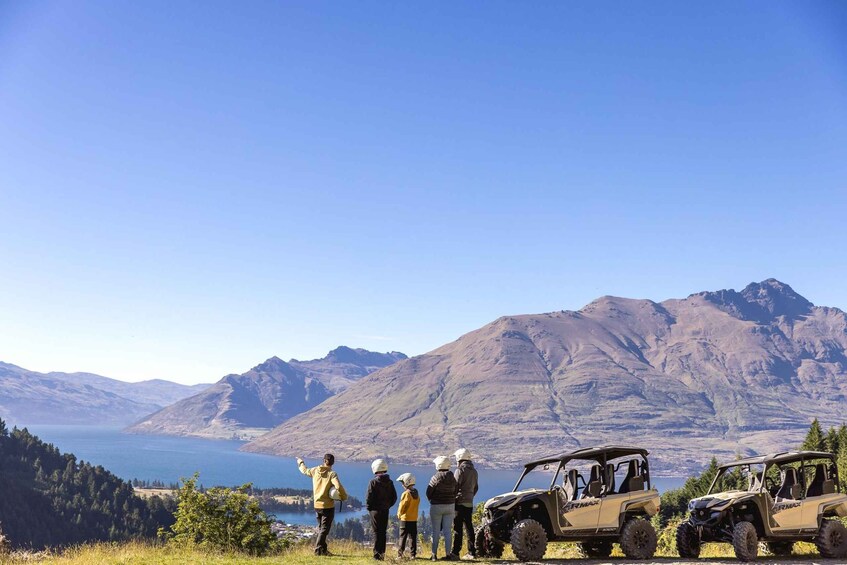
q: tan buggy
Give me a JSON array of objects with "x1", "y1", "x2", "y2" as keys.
[
  {"x1": 476, "y1": 446, "x2": 660, "y2": 561},
  {"x1": 678, "y1": 451, "x2": 847, "y2": 561}
]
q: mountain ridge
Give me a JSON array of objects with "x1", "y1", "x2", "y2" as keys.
[
  {"x1": 0, "y1": 362, "x2": 211, "y2": 426},
  {"x1": 125, "y1": 348, "x2": 407, "y2": 439},
  {"x1": 243, "y1": 280, "x2": 847, "y2": 474}
]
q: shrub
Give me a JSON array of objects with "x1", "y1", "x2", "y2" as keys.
[{"x1": 160, "y1": 474, "x2": 285, "y2": 556}]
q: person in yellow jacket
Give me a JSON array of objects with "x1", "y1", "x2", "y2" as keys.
[
  {"x1": 396, "y1": 472, "x2": 420, "y2": 559},
  {"x1": 297, "y1": 453, "x2": 348, "y2": 556}
]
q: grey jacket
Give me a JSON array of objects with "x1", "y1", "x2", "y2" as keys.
[{"x1": 454, "y1": 460, "x2": 479, "y2": 505}]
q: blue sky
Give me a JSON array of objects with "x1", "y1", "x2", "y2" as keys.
[{"x1": 1, "y1": 1, "x2": 845, "y2": 384}]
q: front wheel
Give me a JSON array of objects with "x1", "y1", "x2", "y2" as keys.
[
  {"x1": 619, "y1": 518, "x2": 657, "y2": 559},
  {"x1": 577, "y1": 540, "x2": 613, "y2": 558},
  {"x1": 676, "y1": 521, "x2": 700, "y2": 558},
  {"x1": 510, "y1": 518, "x2": 547, "y2": 562},
  {"x1": 732, "y1": 521, "x2": 758, "y2": 561},
  {"x1": 475, "y1": 525, "x2": 504, "y2": 558},
  {"x1": 816, "y1": 519, "x2": 847, "y2": 559}
]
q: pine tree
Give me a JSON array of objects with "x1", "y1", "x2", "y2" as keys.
[
  {"x1": 825, "y1": 426, "x2": 840, "y2": 454},
  {"x1": 801, "y1": 418, "x2": 826, "y2": 451},
  {"x1": 837, "y1": 425, "x2": 847, "y2": 491}
]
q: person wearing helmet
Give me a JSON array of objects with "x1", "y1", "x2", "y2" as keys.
[
  {"x1": 366, "y1": 458, "x2": 398, "y2": 561},
  {"x1": 297, "y1": 453, "x2": 348, "y2": 556},
  {"x1": 396, "y1": 473, "x2": 420, "y2": 559},
  {"x1": 452, "y1": 448, "x2": 479, "y2": 559},
  {"x1": 427, "y1": 455, "x2": 458, "y2": 561}
]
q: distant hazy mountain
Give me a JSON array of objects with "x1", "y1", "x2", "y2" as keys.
[
  {"x1": 125, "y1": 348, "x2": 407, "y2": 440},
  {"x1": 0, "y1": 362, "x2": 210, "y2": 426},
  {"x1": 243, "y1": 280, "x2": 847, "y2": 474}
]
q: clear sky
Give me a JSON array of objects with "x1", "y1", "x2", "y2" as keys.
[{"x1": 1, "y1": 1, "x2": 845, "y2": 384}]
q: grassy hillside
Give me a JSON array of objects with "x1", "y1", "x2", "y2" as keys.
[{"x1": 0, "y1": 538, "x2": 827, "y2": 564}]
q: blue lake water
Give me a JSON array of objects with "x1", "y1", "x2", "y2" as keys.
[{"x1": 23, "y1": 425, "x2": 687, "y2": 525}]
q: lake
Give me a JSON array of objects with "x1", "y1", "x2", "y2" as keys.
[{"x1": 23, "y1": 425, "x2": 687, "y2": 525}]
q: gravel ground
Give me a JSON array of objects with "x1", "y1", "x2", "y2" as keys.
[{"x1": 503, "y1": 555, "x2": 847, "y2": 565}]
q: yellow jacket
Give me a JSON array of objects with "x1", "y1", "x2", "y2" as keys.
[
  {"x1": 397, "y1": 487, "x2": 420, "y2": 521},
  {"x1": 298, "y1": 462, "x2": 348, "y2": 509}
]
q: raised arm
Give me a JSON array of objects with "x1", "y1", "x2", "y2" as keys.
[{"x1": 297, "y1": 457, "x2": 313, "y2": 477}]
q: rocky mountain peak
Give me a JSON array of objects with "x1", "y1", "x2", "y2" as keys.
[
  {"x1": 740, "y1": 279, "x2": 813, "y2": 317},
  {"x1": 324, "y1": 346, "x2": 408, "y2": 366},
  {"x1": 695, "y1": 279, "x2": 813, "y2": 322},
  {"x1": 251, "y1": 356, "x2": 294, "y2": 374},
  {"x1": 325, "y1": 346, "x2": 362, "y2": 363}
]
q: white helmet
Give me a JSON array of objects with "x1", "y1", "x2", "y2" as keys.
[
  {"x1": 454, "y1": 448, "x2": 472, "y2": 462},
  {"x1": 371, "y1": 458, "x2": 388, "y2": 474},
  {"x1": 433, "y1": 455, "x2": 451, "y2": 471},
  {"x1": 396, "y1": 472, "x2": 416, "y2": 487},
  {"x1": 329, "y1": 487, "x2": 342, "y2": 500}
]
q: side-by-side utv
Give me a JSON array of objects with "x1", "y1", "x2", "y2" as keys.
[
  {"x1": 677, "y1": 451, "x2": 847, "y2": 561},
  {"x1": 475, "y1": 446, "x2": 660, "y2": 561}
]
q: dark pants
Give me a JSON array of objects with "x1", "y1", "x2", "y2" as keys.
[
  {"x1": 399, "y1": 520, "x2": 418, "y2": 556},
  {"x1": 369, "y1": 509, "x2": 389, "y2": 559},
  {"x1": 452, "y1": 504, "x2": 476, "y2": 556},
  {"x1": 314, "y1": 507, "x2": 335, "y2": 555}
]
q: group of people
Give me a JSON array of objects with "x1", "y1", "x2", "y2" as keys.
[{"x1": 296, "y1": 448, "x2": 479, "y2": 561}]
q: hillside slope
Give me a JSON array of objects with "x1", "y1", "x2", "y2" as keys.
[
  {"x1": 125, "y1": 348, "x2": 406, "y2": 439},
  {"x1": 0, "y1": 418, "x2": 173, "y2": 549},
  {"x1": 243, "y1": 280, "x2": 847, "y2": 474},
  {"x1": 0, "y1": 362, "x2": 209, "y2": 426}
]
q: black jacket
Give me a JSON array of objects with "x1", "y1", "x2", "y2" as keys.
[
  {"x1": 366, "y1": 473, "x2": 398, "y2": 511},
  {"x1": 426, "y1": 470, "x2": 458, "y2": 505},
  {"x1": 454, "y1": 460, "x2": 479, "y2": 504}
]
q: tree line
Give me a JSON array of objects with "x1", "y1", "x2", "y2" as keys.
[{"x1": 0, "y1": 418, "x2": 176, "y2": 550}]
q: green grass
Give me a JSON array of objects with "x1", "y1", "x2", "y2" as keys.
[{"x1": 0, "y1": 538, "x2": 828, "y2": 564}]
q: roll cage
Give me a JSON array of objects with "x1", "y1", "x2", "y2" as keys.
[
  {"x1": 707, "y1": 451, "x2": 840, "y2": 498},
  {"x1": 514, "y1": 445, "x2": 652, "y2": 495}
]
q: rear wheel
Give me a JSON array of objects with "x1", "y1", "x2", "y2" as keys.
[
  {"x1": 510, "y1": 518, "x2": 547, "y2": 562},
  {"x1": 619, "y1": 518, "x2": 657, "y2": 559},
  {"x1": 676, "y1": 521, "x2": 700, "y2": 558},
  {"x1": 577, "y1": 540, "x2": 613, "y2": 558},
  {"x1": 816, "y1": 519, "x2": 847, "y2": 559},
  {"x1": 732, "y1": 521, "x2": 758, "y2": 562},
  {"x1": 474, "y1": 525, "x2": 504, "y2": 558},
  {"x1": 765, "y1": 541, "x2": 793, "y2": 556}
]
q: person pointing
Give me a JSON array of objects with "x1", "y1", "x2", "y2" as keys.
[{"x1": 297, "y1": 454, "x2": 348, "y2": 556}]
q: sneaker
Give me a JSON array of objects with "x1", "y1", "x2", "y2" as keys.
[
  {"x1": 430, "y1": 555, "x2": 438, "y2": 561},
  {"x1": 442, "y1": 555, "x2": 459, "y2": 562},
  {"x1": 461, "y1": 555, "x2": 476, "y2": 561}
]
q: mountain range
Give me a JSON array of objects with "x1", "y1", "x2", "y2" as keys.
[
  {"x1": 0, "y1": 362, "x2": 209, "y2": 426},
  {"x1": 125, "y1": 347, "x2": 407, "y2": 439},
  {"x1": 242, "y1": 280, "x2": 847, "y2": 474}
]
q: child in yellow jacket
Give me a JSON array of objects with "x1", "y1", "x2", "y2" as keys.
[{"x1": 396, "y1": 473, "x2": 420, "y2": 559}]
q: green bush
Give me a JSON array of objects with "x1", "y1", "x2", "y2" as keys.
[{"x1": 161, "y1": 474, "x2": 285, "y2": 556}]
